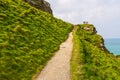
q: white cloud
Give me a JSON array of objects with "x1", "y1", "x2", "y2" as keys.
[{"x1": 47, "y1": 0, "x2": 120, "y2": 38}]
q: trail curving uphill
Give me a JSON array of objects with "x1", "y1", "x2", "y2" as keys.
[{"x1": 36, "y1": 32, "x2": 73, "y2": 80}]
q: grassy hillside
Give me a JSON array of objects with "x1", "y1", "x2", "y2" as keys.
[
  {"x1": 0, "y1": 0, "x2": 72, "y2": 80},
  {"x1": 71, "y1": 24, "x2": 120, "y2": 80}
]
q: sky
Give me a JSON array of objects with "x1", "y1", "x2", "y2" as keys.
[{"x1": 47, "y1": 0, "x2": 120, "y2": 38}]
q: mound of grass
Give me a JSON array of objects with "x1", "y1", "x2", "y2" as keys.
[{"x1": 0, "y1": 0, "x2": 73, "y2": 80}]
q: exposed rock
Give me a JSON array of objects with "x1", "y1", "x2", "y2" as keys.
[
  {"x1": 83, "y1": 27, "x2": 91, "y2": 31},
  {"x1": 23, "y1": 0, "x2": 53, "y2": 15},
  {"x1": 92, "y1": 27, "x2": 97, "y2": 34},
  {"x1": 99, "y1": 36, "x2": 109, "y2": 52},
  {"x1": 82, "y1": 26, "x2": 97, "y2": 34},
  {"x1": 99, "y1": 43, "x2": 104, "y2": 50}
]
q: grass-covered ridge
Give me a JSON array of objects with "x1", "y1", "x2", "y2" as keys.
[
  {"x1": 0, "y1": 0, "x2": 72, "y2": 80},
  {"x1": 71, "y1": 24, "x2": 120, "y2": 80}
]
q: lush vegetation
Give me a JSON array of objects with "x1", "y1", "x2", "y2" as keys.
[
  {"x1": 71, "y1": 26, "x2": 84, "y2": 80},
  {"x1": 71, "y1": 24, "x2": 120, "y2": 80},
  {"x1": 0, "y1": 0, "x2": 72, "y2": 80}
]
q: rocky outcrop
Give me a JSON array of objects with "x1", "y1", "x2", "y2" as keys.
[
  {"x1": 90, "y1": 26, "x2": 109, "y2": 52},
  {"x1": 82, "y1": 24, "x2": 109, "y2": 52},
  {"x1": 92, "y1": 27, "x2": 97, "y2": 34},
  {"x1": 91, "y1": 26, "x2": 109, "y2": 52},
  {"x1": 23, "y1": 0, "x2": 53, "y2": 15},
  {"x1": 82, "y1": 25, "x2": 97, "y2": 34},
  {"x1": 98, "y1": 36, "x2": 109, "y2": 52}
]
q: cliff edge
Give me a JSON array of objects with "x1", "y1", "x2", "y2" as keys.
[{"x1": 76, "y1": 23, "x2": 109, "y2": 52}]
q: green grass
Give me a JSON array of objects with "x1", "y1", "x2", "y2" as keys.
[
  {"x1": 71, "y1": 24, "x2": 120, "y2": 80},
  {"x1": 0, "y1": 0, "x2": 73, "y2": 80},
  {"x1": 70, "y1": 26, "x2": 84, "y2": 80}
]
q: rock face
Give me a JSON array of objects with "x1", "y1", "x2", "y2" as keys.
[
  {"x1": 99, "y1": 36, "x2": 109, "y2": 52},
  {"x1": 82, "y1": 24, "x2": 97, "y2": 34},
  {"x1": 23, "y1": 0, "x2": 53, "y2": 15}
]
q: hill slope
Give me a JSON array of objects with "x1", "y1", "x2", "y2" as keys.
[
  {"x1": 0, "y1": 0, "x2": 72, "y2": 80},
  {"x1": 71, "y1": 24, "x2": 120, "y2": 80}
]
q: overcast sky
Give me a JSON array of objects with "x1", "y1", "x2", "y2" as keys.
[{"x1": 47, "y1": 0, "x2": 120, "y2": 38}]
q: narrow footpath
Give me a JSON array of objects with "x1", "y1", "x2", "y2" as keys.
[{"x1": 36, "y1": 32, "x2": 73, "y2": 80}]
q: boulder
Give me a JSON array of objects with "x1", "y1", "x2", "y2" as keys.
[{"x1": 23, "y1": 0, "x2": 53, "y2": 15}]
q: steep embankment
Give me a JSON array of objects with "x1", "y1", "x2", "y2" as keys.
[
  {"x1": 0, "y1": 0, "x2": 72, "y2": 80},
  {"x1": 71, "y1": 24, "x2": 120, "y2": 80}
]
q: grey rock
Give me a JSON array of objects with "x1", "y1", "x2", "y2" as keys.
[{"x1": 23, "y1": 0, "x2": 53, "y2": 15}]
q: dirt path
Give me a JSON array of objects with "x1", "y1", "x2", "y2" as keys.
[{"x1": 36, "y1": 32, "x2": 73, "y2": 80}]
